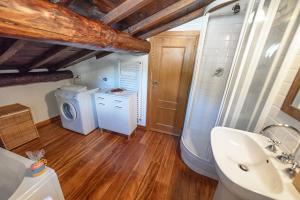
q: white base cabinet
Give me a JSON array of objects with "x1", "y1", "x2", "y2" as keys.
[{"x1": 95, "y1": 91, "x2": 137, "y2": 136}]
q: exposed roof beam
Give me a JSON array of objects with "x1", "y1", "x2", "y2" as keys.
[
  {"x1": 204, "y1": 0, "x2": 237, "y2": 13},
  {"x1": 95, "y1": 0, "x2": 233, "y2": 61},
  {"x1": 95, "y1": 52, "x2": 112, "y2": 59},
  {"x1": 24, "y1": 46, "x2": 73, "y2": 72},
  {"x1": 0, "y1": 71, "x2": 73, "y2": 87},
  {"x1": 92, "y1": 0, "x2": 118, "y2": 13},
  {"x1": 0, "y1": 40, "x2": 27, "y2": 65},
  {"x1": 125, "y1": 0, "x2": 205, "y2": 35},
  {"x1": 66, "y1": 1, "x2": 106, "y2": 21},
  {"x1": 63, "y1": 51, "x2": 101, "y2": 68},
  {"x1": 139, "y1": 8, "x2": 205, "y2": 39},
  {"x1": 49, "y1": 50, "x2": 100, "y2": 71},
  {"x1": 101, "y1": 0, "x2": 153, "y2": 25},
  {"x1": 139, "y1": 0, "x2": 237, "y2": 39},
  {"x1": 70, "y1": 0, "x2": 232, "y2": 63},
  {"x1": 49, "y1": 0, "x2": 74, "y2": 6},
  {"x1": 0, "y1": 0, "x2": 150, "y2": 53}
]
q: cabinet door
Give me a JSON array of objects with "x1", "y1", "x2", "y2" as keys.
[
  {"x1": 111, "y1": 105, "x2": 130, "y2": 135},
  {"x1": 96, "y1": 102, "x2": 113, "y2": 129},
  {"x1": 95, "y1": 94, "x2": 132, "y2": 135}
]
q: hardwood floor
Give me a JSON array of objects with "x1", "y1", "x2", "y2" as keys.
[{"x1": 13, "y1": 121, "x2": 218, "y2": 200}]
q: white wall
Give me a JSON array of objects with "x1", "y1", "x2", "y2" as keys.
[
  {"x1": 70, "y1": 55, "x2": 119, "y2": 89},
  {"x1": 0, "y1": 79, "x2": 72, "y2": 123},
  {"x1": 169, "y1": 17, "x2": 203, "y2": 31},
  {"x1": 69, "y1": 53, "x2": 149, "y2": 126}
]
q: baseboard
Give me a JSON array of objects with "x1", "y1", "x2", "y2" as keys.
[
  {"x1": 149, "y1": 127, "x2": 180, "y2": 137},
  {"x1": 137, "y1": 125, "x2": 147, "y2": 131},
  {"x1": 35, "y1": 116, "x2": 61, "y2": 129}
]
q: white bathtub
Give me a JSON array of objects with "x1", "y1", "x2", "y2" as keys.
[{"x1": 0, "y1": 148, "x2": 64, "y2": 200}]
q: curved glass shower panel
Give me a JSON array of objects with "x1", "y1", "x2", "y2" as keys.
[
  {"x1": 221, "y1": 0, "x2": 300, "y2": 132},
  {"x1": 246, "y1": 2, "x2": 300, "y2": 131},
  {"x1": 181, "y1": 0, "x2": 249, "y2": 177},
  {"x1": 219, "y1": 0, "x2": 268, "y2": 125}
]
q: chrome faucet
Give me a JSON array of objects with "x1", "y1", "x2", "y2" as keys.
[
  {"x1": 260, "y1": 124, "x2": 300, "y2": 178},
  {"x1": 265, "y1": 138, "x2": 281, "y2": 153},
  {"x1": 286, "y1": 159, "x2": 299, "y2": 178}
]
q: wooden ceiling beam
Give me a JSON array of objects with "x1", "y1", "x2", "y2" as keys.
[
  {"x1": 66, "y1": 0, "x2": 231, "y2": 63},
  {"x1": 0, "y1": 71, "x2": 73, "y2": 87},
  {"x1": 95, "y1": 0, "x2": 232, "y2": 60},
  {"x1": 92, "y1": 0, "x2": 118, "y2": 13},
  {"x1": 24, "y1": 46, "x2": 74, "y2": 72},
  {"x1": 139, "y1": 0, "x2": 237, "y2": 39},
  {"x1": 65, "y1": 0, "x2": 106, "y2": 21},
  {"x1": 95, "y1": 51, "x2": 112, "y2": 59},
  {"x1": 0, "y1": 0, "x2": 150, "y2": 53},
  {"x1": 139, "y1": 8, "x2": 205, "y2": 39},
  {"x1": 101, "y1": 0, "x2": 153, "y2": 25},
  {"x1": 49, "y1": 50, "x2": 99, "y2": 71},
  {"x1": 125, "y1": 0, "x2": 203, "y2": 35},
  {"x1": 49, "y1": 0, "x2": 73, "y2": 6},
  {"x1": 63, "y1": 51, "x2": 101, "y2": 68},
  {"x1": 0, "y1": 40, "x2": 27, "y2": 65}
]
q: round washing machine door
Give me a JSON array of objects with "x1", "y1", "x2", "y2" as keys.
[{"x1": 60, "y1": 101, "x2": 77, "y2": 121}]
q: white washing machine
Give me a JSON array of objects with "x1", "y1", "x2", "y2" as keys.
[{"x1": 55, "y1": 85, "x2": 98, "y2": 135}]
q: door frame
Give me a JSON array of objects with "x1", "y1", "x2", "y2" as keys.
[{"x1": 146, "y1": 31, "x2": 200, "y2": 135}]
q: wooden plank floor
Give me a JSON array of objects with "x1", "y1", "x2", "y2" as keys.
[{"x1": 13, "y1": 122, "x2": 218, "y2": 200}]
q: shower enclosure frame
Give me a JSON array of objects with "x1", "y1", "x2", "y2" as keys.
[
  {"x1": 253, "y1": 6, "x2": 300, "y2": 132},
  {"x1": 181, "y1": 0, "x2": 300, "y2": 179},
  {"x1": 180, "y1": 0, "x2": 251, "y2": 179},
  {"x1": 217, "y1": 0, "x2": 300, "y2": 132}
]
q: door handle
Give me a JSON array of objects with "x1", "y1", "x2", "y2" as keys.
[{"x1": 152, "y1": 81, "x2": 159, "y2": 86}]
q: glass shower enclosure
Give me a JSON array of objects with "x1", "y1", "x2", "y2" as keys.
[
  {"x1": 180, "y1": 0, "x2": 300, "y2": 178},
  {"x1": 219, "y1": 0, "x2": 300, "y2": 132},
  {"x1": 180, "y1": 0, "x2": 249, "y2": 179}
]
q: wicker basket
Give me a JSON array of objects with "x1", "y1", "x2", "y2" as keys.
[{"x1": 0, "y1": 104, "x2": 39, "y2": 150}]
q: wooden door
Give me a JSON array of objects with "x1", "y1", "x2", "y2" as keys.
[{"x1": 147, "y1": 31, "x2": 199, "y2": 136}]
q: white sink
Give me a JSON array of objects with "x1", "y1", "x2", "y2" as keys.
[{"x1": 211, "y1": 127, "x2": 300, "y2": 200}]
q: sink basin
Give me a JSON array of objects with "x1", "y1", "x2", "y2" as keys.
[{"x1": 211, "y1": 127, "x2": 300, "y2": 200}]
